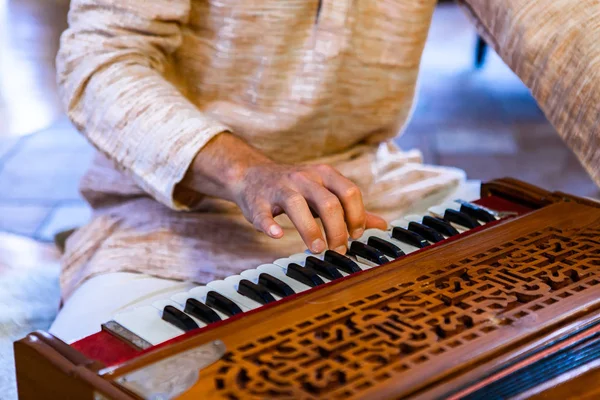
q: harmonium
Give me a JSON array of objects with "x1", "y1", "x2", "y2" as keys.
[{"x1": 14, "y1": 178, "x2": 600, "y2": 399}]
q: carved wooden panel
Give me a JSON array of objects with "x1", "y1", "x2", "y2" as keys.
[{"x1": 210, "y1": 226, "x2": 600, "y2": 399}]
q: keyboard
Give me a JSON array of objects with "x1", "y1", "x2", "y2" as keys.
[
  {"x1": 106, "y1": 199, "x2": 506, "y2": 348},
  {"x1": 17, "y1": 178, "x2": 600, "y2": 400}
]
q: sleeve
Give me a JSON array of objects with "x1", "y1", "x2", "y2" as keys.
[
  {"x1": 56, "y1": 0, "x2": 231, "y2": 210},
  {"x1": 458, "y1": 0, "x2": 600, "y2": 186}
]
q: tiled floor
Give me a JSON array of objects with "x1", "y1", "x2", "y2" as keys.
[
  {"x1": 0, "y1": 2, "x2": 598, "y2": 242},
  {"x1": 0, "y1": 232, "x2": 61, "y2": 399}
]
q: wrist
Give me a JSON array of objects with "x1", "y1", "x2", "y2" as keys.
[{"x1": 182, "y1": 132, "x2": 274, "y2": 202}]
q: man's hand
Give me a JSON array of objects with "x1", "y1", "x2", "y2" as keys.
[
  {"x1": 178, "y1": 133, "x2": 387, "y2": 253},
  {"x1": 233, "y1": 162, "x2": 388, "y2": 253}
]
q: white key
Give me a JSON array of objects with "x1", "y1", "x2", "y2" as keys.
[
  {"x1": 294, "y1": 249, "x2": 375, "y2": 272},
  {"x1": 277, "y1": 253, "x2": 328, "y2": 267},
  {"x1": 152, "y1": 298, "x2": 207, "y2": 329},
  {"x1": 342, "y1": 253, "x2": 377, "y2": 270},
  {"x1": 152, "y1": 298, "x2": 183, "y2": 311},
  {"x1": 356, "y1": 228, "x2": 420, "y2": 255},
  {"x1": 207, "y1": 279, "x2": 261, "y2": 311},
  {"x1": 239, "y1": 268, "x2": 262, "y2": 283},
  {"x1": 454, "y1": 200, "x2": 502, "y2": 220},
  {"x1": 273, "y1": 257, "x2": 333, "y2": 283},
  {"x1": 425, "y1": 204, "x2": 469, "y2": 232},
  {"x1": 114, "y1": 306, "x2": 183, "y2": 345},
  {"x1": 273, "y1": 257, "x2": 303, "y2": 268},
  {"x1": 171, "y1": 291, "x2": 194, "y2": 307},
  {"x1": 428, "y1": 202, "x2": 460, "y2": 218},
  {"x1": 391, "y1": 218, "x2": 444, "y2": 246},
  {"x1": 409, "y1": 212, "x2": 467, "y2": 234},
  {"x1": 256, "y1": 263, "x2": 312, "y2": 293},
  {"x1": 225, "y1": 274, "x2": 283, "y2": 302},
  {"x1": 403, "y1": 214, "x2": 424, "y2": 223},
  {"x1": 171, "y1": 290, "x2": 229, "y2": 321},
  {"x1": 188, "y1": 285, "x2": 249, "y2": 316},
  {"x1": 289, "y1": 252, "x2": 311, "y2": 262},
  {"x1": 308, "y1": 250, "x2": 373, "y2": 272},
  {"x1": 389, "y1": 219, "x2": 409, "y2": 229},
  {"x1": 240, "y1": 268, "x2": 290, "y2": 295}
]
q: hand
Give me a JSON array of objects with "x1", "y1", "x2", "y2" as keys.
[
  {"x1": 232, "y1": 162, "x2": 388, "y2": 254},
  {"x1": 179, "y1": 132, "x2": 387, "y2": 253}
]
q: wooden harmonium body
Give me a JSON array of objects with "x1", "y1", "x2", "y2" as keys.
[{"x1": 14, "y1": 178, "x2": 600, "y2": 399}]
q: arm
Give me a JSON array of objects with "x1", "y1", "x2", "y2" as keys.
[
  {"x1": 57, "y1": 0, "x2": 230, "y2": 210},
  {"x1": 58, "y1": 0, "x2": 385, "y2": 252},
  {"x1": 178, "y1": 133, "x2": 387, "y2": 253},
  {"x1": 459, "y1": 0, "x2": 600, "y2": 186}
]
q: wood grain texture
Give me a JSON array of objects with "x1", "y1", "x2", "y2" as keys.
[
  {"x1": 14, "y1": 332, "x2": 132, "y2": 400},
  {"x1": 13, "y1": 179, "x2": 600, "y2": 399},
  {"x1": 99, "y1": 201, "x2": 600, "y2": 399}
]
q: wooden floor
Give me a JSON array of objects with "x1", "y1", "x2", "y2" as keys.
[{"x1": 0, "y1": 1, "x2": 597, "y2": 240}]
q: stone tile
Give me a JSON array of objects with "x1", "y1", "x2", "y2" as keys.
[
  {"x1": 19, "y1": 120, "x2": 90, "y2": 153},
  {"x1": 0, "y1": 136, "x2": 21, "y2": 162},
  {"x1": 438, "y1": 148, "x2": 599, "y2": 199},
  {"x1": 432, "y1": 126, "x2": 518, "y2": 155},
  {"x1": 37, "y1": 202, "x2": 92, "y2": 241},
  {"x1": 512, "y1": 122, "x2": 565, "y2": 148},
  {"x1": 0, "y1": 169, "x2": 84, "y2": 202},
  {"x1": 0, "y1": 203, "x2": 52, "y2": 236},
  {"x1": 396, "y1": 123, "x2": 437, "y2": 164},
  {"x1": 0, "y1": 125, "x2": 94, "y2": 201},
  {"x1": 1, "y1": 148, "x2": 93, "y2": 175}
]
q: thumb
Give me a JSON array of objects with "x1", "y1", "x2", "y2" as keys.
[{"x1": 251, "y1": 207, "x2": 284, "y2": 239}]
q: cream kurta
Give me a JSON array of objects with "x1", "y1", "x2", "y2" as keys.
[{"x1": 57, "y1": 0, "x2": 600, "y2": 299}]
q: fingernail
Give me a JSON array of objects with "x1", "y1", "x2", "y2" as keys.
[
  {"x1": 269, "y1": 225, "x2": 282, "y2": 237},
  {"x1": 351, "y1": 228, "x2": 364, "y2": 239},
  {"x1": 334, "y1": 245, "x2": 347, "y2": 254},
  {"x1": 311, "y1": 238, "x2": 326, "y2": 253}
]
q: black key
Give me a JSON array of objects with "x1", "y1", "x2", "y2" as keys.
[
  {"x1": 444, "y1": 209, "x2": 481, "y2": 229},
  {"x1": 391, "y1": 227, "x2": 429, "y2": 248},
  {"x1": 162, "y1": 305, "x2": 199, "y2": 332},
  {"x1": 324, "y1": 250, "x2": 362, "y2": 274},
  {"x1": 460, "y1": 203, "x2": 496, "y2": 223},
  {"x1": 305, "y1": 256, "x2": 343, "y2": 280},
  {"x1": 184, "y1": 298, "x2": 221, "y2": 324},
  {"x1": 259, "y1": 273, "x2": 296, "y2": 298},
  {"x1": 422, "y1": 216, "x2": 460, "y2": 237},
  {"x1": 367, "y1": 236, "x2": 405, "y2": 258},
  {"x1": 349, "y1": 241, "x2": 388, "y2": 265},
  {"x1": 206, "y1": 291, "x2": 243, "y2": 317},
  {"x1": 237, "y1": 279, "x2": 276, "y2": 305},
  {"x1": 408, "y1": 221, "x2": 445, "y2": 243},
  {"x1": 286, "y1": 263, "x2": 325, "y2": 287}
]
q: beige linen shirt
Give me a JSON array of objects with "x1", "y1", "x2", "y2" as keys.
[{"x1": 56, "y1": 0, "x2": 600, "y2": 299}]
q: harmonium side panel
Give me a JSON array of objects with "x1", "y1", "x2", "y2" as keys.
[{"x1": 106, "y1": 201, "x2": 600, "y2": 399}]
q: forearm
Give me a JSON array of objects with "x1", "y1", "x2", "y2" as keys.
[
  {"x1": 177, "y1": 132, "x2": 275, "y2": 203},
  {"x1": 58, "y1": 0, "x2": 231, "y2": 209}
]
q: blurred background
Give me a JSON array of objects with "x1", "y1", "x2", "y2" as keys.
[
  {"x1": 1, "y1": 0, "x2": 598, "y2": 243},
  {"x1": 0, "y1": 0, "x2": 598, "y2": 398}
]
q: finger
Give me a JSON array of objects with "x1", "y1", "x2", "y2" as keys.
[
  {"x1": 314, "y1": 164, "x2": 366, "y2": 239},
  {"x1": 298, "y1": 181, "x2": 349, "y2": 254},
  {"x1": 251, "y1": 205, "x2": 284, "y2": 239},
  {"x1": 366, "y1": 212, "x2": 388, "y2": 230},
  {"x1": 277, "y1": 189, "x2": 326, "y2": 253}
]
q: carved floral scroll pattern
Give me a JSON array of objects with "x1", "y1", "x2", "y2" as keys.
[{"x1": 213, "y1": 227, "x2": 600, "y2": 399}]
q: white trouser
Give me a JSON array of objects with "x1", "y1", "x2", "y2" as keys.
[
  {"x1": 49, "y1": 272, "x2": 198, "y2": 343},
  {"x1": 50, "y1": 180, "x2": 482, "y2": 344}
]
